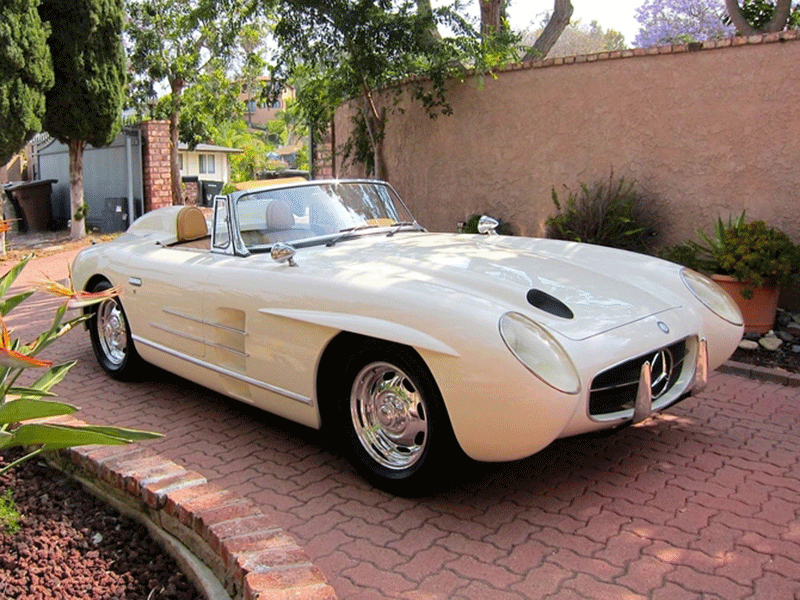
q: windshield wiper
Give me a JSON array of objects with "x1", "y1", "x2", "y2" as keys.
[
  {"x1": 325, "y1": 223, "x2": 380, "y2": 247},
  {"x1": 386, "y1": 221, "x2": 424, "y2": 237}
]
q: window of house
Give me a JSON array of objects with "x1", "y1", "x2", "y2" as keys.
[
  {"x1": 178, "y1": 154, "x2": 183, "y2": 171},
  {"x1": 199, "y1": 154, "x2": 215, "y2": 174}
]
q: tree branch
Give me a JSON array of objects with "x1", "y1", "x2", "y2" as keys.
[
  {"x1": 522, "y1": 0, "x2": 573, "y2": 61},
  {"x1": 725, "y1": 0, "x2": 792, "y2": 35}
]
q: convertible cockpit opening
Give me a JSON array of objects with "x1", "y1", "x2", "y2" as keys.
[{"x1": 234, "y1": 180, "x2": 421, "y2": 253}]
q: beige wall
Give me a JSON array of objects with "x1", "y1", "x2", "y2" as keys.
[
  {"x1": 179, "y1": 150, "x2": 233, "y2": 183},
  {"x1": 334, "y1": 32, "x2": 800, "y2": 248}
]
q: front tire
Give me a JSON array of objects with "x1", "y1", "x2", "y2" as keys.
[
  {"x1": 88, "y1": 281, "x2": 140, "y2": 380},
  {"x1": 338, "y1": 344, "x2": 462, "y2": 495}
]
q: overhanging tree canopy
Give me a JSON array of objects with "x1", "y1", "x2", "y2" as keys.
[
  {"x1": 270, "y1": 0, "x2": 519, "y2": 179},
  {"x1": 38, "y1": 0, "x2": 127, "y2": 239},
  {"x1": 126, "y1": 0, "x2": 258, "y2": 205},
  {"x1": 0, "y1": 0, "x2": 53, "y2": 165}
]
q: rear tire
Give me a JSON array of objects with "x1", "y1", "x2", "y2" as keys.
[{"x1": 88, "y1": 281, "x2": 141, "y2": 380}]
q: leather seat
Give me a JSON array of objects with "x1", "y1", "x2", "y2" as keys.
[
  {"x1": 263, "y1": 200, "x2": 308, "y2": 243},
  {"x1": 175, "y1": 205, "x2": 209, "y2": 248}
]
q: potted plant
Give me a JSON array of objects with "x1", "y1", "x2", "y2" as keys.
[{"x1": 660, "y1": 213, "x2": 800, "y2": 334}]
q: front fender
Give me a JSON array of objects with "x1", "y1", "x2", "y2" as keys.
[{"x1": 258, "y1": 308, "x2": 460, "y2": 358}]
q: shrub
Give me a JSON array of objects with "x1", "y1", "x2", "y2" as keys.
[
  {"x1": 660, "y1": 212, "x2": 800, "y2": 299},
  {"x1": 545, "y1": 172, "x2": 658, "y2": 253}
]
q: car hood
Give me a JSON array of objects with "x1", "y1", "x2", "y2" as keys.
[{"x1": 294, "y1": 232, "x2": 686, "y2": 341}]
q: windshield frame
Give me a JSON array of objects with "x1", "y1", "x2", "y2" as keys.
[{"x1": 227, "y1": 179, "x2": 424, "y2": 254}]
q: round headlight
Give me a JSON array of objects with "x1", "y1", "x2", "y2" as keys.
[
  {"x1": 681, "y1": 268, "x2": 743, "y2": 326},
  {"x1": 499, "y1": 312, "x2": 581, "y2": 395}
]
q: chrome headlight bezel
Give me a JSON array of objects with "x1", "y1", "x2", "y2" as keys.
[
  {"x1": 499, "y1": 312, "x2": 581, "y2": 395},
  {"x1": 680, "y1": 268, "x2": 743, "y2": 326}
]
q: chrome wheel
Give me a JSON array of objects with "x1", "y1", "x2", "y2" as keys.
[
  {"x1": 350, "y1": 362, "x2": 428, "y2": 470},
  {"x1": 89, "y1": 280, "x2": 141, "y2": 380},
  {"x1": 97, "y1": 299, "x2": 127, "y2": 366}
]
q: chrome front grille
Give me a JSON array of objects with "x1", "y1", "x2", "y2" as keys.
[{"x1": 589, "y1": 339, "x2": 687, "y2": 417}]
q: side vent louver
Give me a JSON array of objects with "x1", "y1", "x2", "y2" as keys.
[{"x1": 526, "y1": 289, "x2": 574, "y2": 319}]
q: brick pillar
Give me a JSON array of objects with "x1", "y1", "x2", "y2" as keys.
[
  {"x1": 182, "y1": 177, "x2": 199, "y2": 206},
  {"x1": 140, "y1": 120, "x2": 172, "y2": 212}
]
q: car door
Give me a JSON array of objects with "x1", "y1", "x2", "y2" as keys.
[
  {"x1": 122, "y1": 243, "x2": 214, "y2": 361},
  {"x1": 195, "y1": 249, "x2": 324, "y2": 429}
]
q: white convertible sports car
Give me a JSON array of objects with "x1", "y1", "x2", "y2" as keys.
[{"x1": 71, "y1": 179, "x2": 743, "y2": 493}]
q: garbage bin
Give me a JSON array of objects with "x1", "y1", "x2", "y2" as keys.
[
  {"x1": 106, "y1": 197, "x2": 128, "y2": 232},
  {"x1": 86, "y1": 198, "x2": 142, "y2": 233},
  {"x1": 3, "y1": 179, "x2": 57, "y2": 232},
  {"x1": 200, "y1": 180, "x2": 223, "y2": 207}
]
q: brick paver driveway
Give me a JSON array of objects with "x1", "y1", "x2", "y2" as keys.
[{"x1": 9, "y1": 252, "x2": 800, "y2": 599}]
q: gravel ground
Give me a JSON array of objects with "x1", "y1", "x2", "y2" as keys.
[
  {"x1": 732, "y1": 344, "x2": 800, "y2": 373},
  {"x1": 0, "y1": 449, "x2": 201, "y2": 600}
]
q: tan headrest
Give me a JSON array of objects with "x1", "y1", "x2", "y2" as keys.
[
  {"x1": 265, "y1": 201, "x2": 295, "y2": 231},
  {"x1": 176, "y1": 205, "x2": 208, "y2": 242}
]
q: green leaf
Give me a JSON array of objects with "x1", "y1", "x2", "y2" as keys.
[
  {"x1": 0, "y1": 399, "x2": 77, "y2": 426},
  {"x1": 0, "y1": 256, "x2": 32, "y2": 300},
  {"x1": 0, "y1": 290, "x2": 35, "y2": 317},
  {"x1": 74, "y1": 425, "x2": 163, "y2": 442},
  {"x1": 5, "y1": 387, "x2": 57, "y2": 399},
  {"x1": 29, "y1": 362, "x2": 76, "y2": 393},
  {"x1": 0, "y1": 424, "x2": 131, "y2": 450}
]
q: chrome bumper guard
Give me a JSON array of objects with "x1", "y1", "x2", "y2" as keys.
[{"x1": 632, "y1": 337, "x2": 708, "y2": 424}]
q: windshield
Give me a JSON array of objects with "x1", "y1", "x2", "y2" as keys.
[{"x1": 233, "y1": 181, "x2": 418, "y2": 250}]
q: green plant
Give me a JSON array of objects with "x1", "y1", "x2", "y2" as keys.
[
  {"x1": 545, "y1": 172, "x2": 658, "y2": 253},
  {"x1": 74, "y1": 202, "x2": 89, "y2": 222},
  {"x1": 658, "y1": 243, "x2": 706, "y2": 272},
  {"x1": 0, "y1": 488, "x2": 20, "y2": 534},
  {"x1": 660, "y1": 212, "x2": 800, "y2": 299},
  {"x1": 0, "y1": 253, "x2": 161, "y2": 476}
]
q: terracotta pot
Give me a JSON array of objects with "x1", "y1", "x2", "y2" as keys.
[{"x1": 711, "y1": 274, "x2": 780, "y2": 334}]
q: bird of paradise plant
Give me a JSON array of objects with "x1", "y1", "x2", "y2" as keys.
[{"x1": 0, "y1": 256, "x2": 161, "y2": 476}]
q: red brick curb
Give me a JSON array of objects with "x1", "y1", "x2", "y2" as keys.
[
  {"x1": 42, "y1": 415, "x2": 337, "y2": 600},
  {"x1": 719, "y1": 359, "x2": 800, "y2": 387}
]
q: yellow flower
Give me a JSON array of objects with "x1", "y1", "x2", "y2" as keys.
[
  {"x1": 0, "y1": 319, "x2": 52, "y2": 369},
  {"x1": 37, "y1": 267, "x2": 122, "y2": 310}
]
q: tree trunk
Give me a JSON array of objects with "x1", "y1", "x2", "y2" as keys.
[
  {"x1": 361, "y1": 89, "x2": 388, "y2": 181},
  {"x1": 68, "y1": 139, "x2": 87, "y2": 240},
  {"x1": 479, "y1": 0, "x2": 504, "y2": 38},
  {"x1": 417, "y1": 0, "x2": 443, "y2": 49},
  {"x1": 725, "y1": 0, "x2": 792, "y2": 35},
  {"x1": 372, "y1": 108, "x2": 388, "y2": 182},
  {"x1": 330, "y1": 117, "x2": 337, "y2": 179},
  {"x1": 522, "y1": 0, "x2": 574, "y2": 61},
  {"x1": 169, "y1": 77, "x2": 184, "y2": 206}
]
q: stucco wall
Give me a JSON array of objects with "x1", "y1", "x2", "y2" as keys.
[{"x1": 334, "y1": 32, "x2": 800, "y2": 248}]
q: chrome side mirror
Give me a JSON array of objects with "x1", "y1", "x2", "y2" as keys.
[
  {"x1": 478, "y1": 215, "x2": 499, "y2": 235},
  {"x1": 271, "y1": 242, "x2": 298, "y2": 267}
]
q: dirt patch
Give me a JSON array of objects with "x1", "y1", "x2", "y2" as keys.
[
  {"x1": 0, "y1": 232, "x2": 108, "y2": 265},
  {"x1": 0, "y1": 449, "x2": 201, "y2": 600}
]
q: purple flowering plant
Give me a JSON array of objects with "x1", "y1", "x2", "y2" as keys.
[{"x1": 634, "y1": 0, "x2": 735, "y2": 46}]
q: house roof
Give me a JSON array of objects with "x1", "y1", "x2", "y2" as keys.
[{"x1": 177, "y1": 143, "x2": 243, "y2": 154}]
